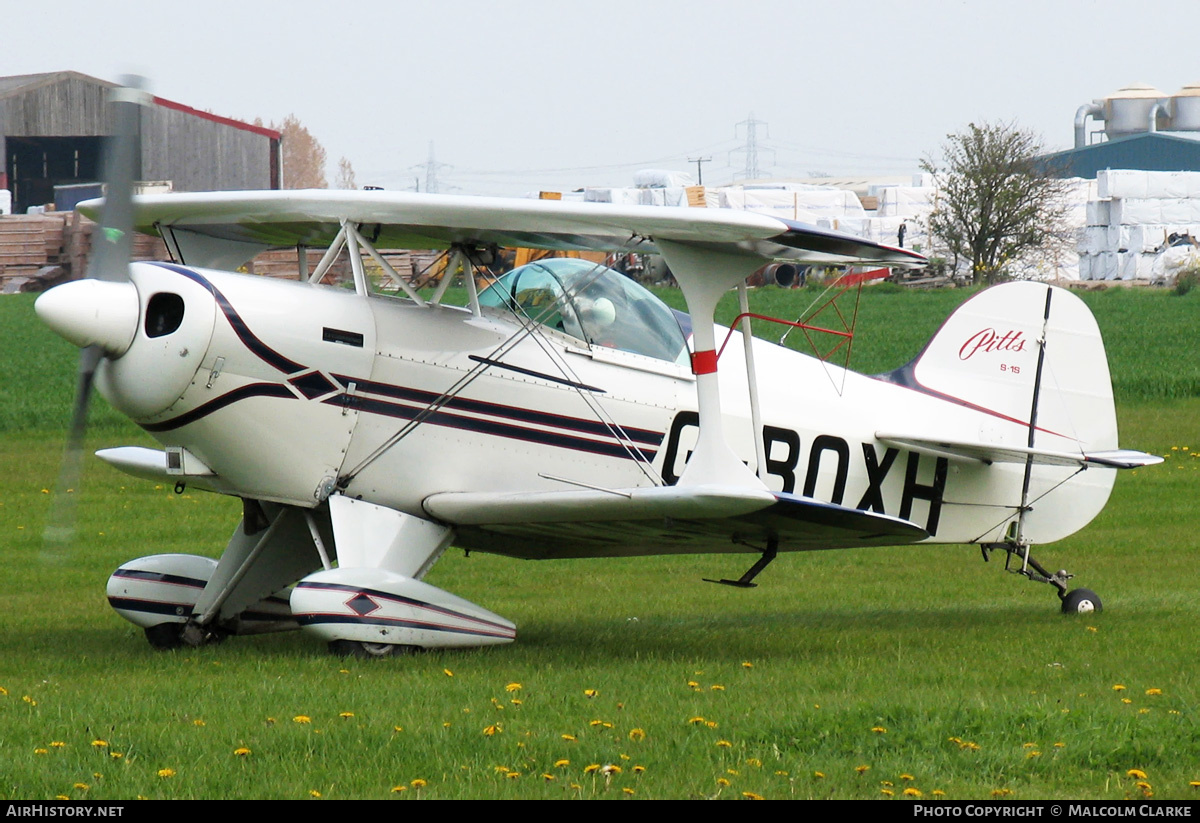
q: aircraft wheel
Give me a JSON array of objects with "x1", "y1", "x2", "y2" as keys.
[
  {"x1": 1060, "y1": 588, "x2": 1102, "y2": 614},
  {"x1": 328, "y1": 640, "x2": 417, "y2": 659},
  {"x1": 144, "y1": 623, "x2": 185, "y2": 650}
]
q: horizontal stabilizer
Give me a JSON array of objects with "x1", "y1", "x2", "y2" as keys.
[{"x1": 876, "y1": 433, "x2": 1162, "y2": 470}]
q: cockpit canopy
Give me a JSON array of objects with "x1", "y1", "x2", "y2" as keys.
[{"x1": 478, "y1": 258, "x2": 689, "y2": 364}]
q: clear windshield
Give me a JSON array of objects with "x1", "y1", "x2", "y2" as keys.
[{"x1": 479, "y1": 258, "x2": 688, "y2": 364}]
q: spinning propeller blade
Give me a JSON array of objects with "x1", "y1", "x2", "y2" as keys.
[{"x1": 42, "y1": 77, "x2": 148, "y2": 556}]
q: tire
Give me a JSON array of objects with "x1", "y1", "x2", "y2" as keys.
[
  {"x1": 328, "y1": 640, "x2": 418, "y2": 659},
  {"x1": 1060, "y1": 588, "x2": 1102, "y2": 614},
  {"x1": 145, "y1": 623, "x2": 185, "y2": 650}
]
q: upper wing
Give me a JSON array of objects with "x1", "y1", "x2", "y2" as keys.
[
  {"x1": 80, "y1": 189, "x2": 926, "y2": 270},
  {"x1": 424, "y1": 485, "x2": 927, "y2": 560}
]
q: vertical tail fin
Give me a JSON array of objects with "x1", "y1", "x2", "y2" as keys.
[{"x1": 879, "y1": 281, "x2": 1121, "y2": 543}]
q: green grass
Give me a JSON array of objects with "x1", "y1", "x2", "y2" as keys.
[{"x1": 1, "y1": 284, "x2": 1198, "y2": 800}]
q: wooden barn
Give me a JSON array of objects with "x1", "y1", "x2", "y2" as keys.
[{"x1": 0, "y1": 71, "x2": 281, "y2": 214}]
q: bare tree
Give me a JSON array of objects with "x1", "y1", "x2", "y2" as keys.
[
  {"x1": 277, "y1": 114, "x2": 328, "y2": 189},
  {"x1": 921, "y1": 122, "x2": 1070, "y2": 283},
  {"x1": 334, "y1": 156, "x2": 357, "y2": 190}
]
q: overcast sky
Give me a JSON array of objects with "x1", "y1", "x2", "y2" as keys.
[{"x1": 8, "y1": 0, "x2": 1200, "y2": 195}]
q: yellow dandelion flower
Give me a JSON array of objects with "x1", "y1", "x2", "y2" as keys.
[
  {"x1": 109, "y1": 753, "x2": 123, "y2": 760},
  {"x1": 705, "y1": 720, "x2": 719, "y2": 728},
  {"x1": 855, "y1": 765, "x2": 871, "y2": 774},
  {"x1": 505, "y1": 771, "x2": 520, "y2": 779},
  {"x1": 510, "y1": 699, "x2": 522, "y2": 706},
  {"x1": 73, "y1": 783, "x2": 89, "y2": 791},
  {"x1": 1146, "y1": 688, "x2": 1163, "y2": 696},
  {"x1": 881, "y1": 788, "x2": 894, "y2": 796},
  {"x1": 688, "y1": 716, "x2": 706, "y2": 725},
  {"x1": 309, "y1": 790, "x2": 322, "y2": 798},
  {"x1": 0, "y1": 686, "x2": 7, "y2": 695},
  {"x1": 1122, "y1": 698, "x2": 1133, "y2": 704},
  {"x1": 741, "y1": 791, "x2": 763, "y2": 800},
  {"x1": 391, "y1": 785, "x2": 407, "y2": 793},
  {"x1": 1139, "y1": 708, "x2": 1151, "y2": 714},
  {"x1": 505, "y1": 682, "x2": 522, "y2": 692},
  {"x1": 1113, "y1": 684, "x2": 1127, "y2": 691},
  {"x1": 411, "y1": 779, "x2": 427, "y2": 788},
  {"x1": 716, "y1": 740, "x2": 732, "y2": 748},
  {"x1": 932, "y1": 790, "x2": 946, "y2": 797},
  {"x1": 623, "y1": 787, "x2": 636, "y2": 795},
  {"x1": 555, "y1": 759, "x2": 570, "y2": 768},
  {"x1": 871, "y1": 726, "x2": 887, "y2": 734},
  {"x1": 633, "y1": 765, "x2": 646, "y2": 774},
  {"x1": 584, "y1": 764, "x2": 600, "y2": 774},
  {"x1": 1136, "y1": 781, "x2": 1152, "y2": 790},
  {"x1": 948, "y1": 736, "x2": 962, "y2": 744},
  {"x1": 717, "y1": 778, "x2": 731, "y2": 787},
  {"x1": 900, "y1": 773, "x2": 915, "y2": 780},
  {"x1": 443, "y1": 669, "x2": 453, "y2": 677},
  {"x1": 991, "y1": 789, "x2": 1013, "y2": 797},
  {"x1": 561, "y1": 734, "x2": 577, "y2": 742},
  {"x1": 1127, "y1": 769, "x2": 1148, "y2": 779},
  {"x1": 1026, "y1": 751, "x2": 1042, "y2": 758},
  {"x1": 483, "y1": 724, "x2": 502, "y2": 736},
  {"x1": 293, "y1": 715, "x2": 312, "y2": 724},
  {"x1": 747, "y1": 758, "x2": 762, "y2": 767},
  {"x1": 393, "y1": 725, "x2": 404, "y2": 733},
  {"x1": 1054, "y1": 742, "x2": 1065, "y2": 748},
  {"x1": 1087, "y1": 626, "x2": 1098, "y2": 632},
  {"x1": 881, "y1": 780, "x2": 894, "y2": 787},
  {"x1": 711, "y1": 684, "x2": 725, "y2": 691},
  {"x1": 589, "y1": 719, "x2": 604, "y2": 727},
  {"x1": 629, "y1": 728, "x2": 646, "y2": 741},
  {"x1": 51, "y1": 742, "x2": 65, "y2": 748},
  {"x1": 1022, "y1": 742, "x2": 1037, "y2": 748},
  {"x1": 34, "y1": 748, "x2": 47, "y2": 755},
  {"x1": 339, "y1": 712, "x2": 354, "y2": 719},
  {"x1": 55, "y1": 797, "x2": 69, "y2": 802},
  {"x1": 157, "y1": 768, "x2": 176, "y2": 778},
  {"x1": 904, "y1": 787, "x2": 923, "y2": 797},
  {"x1": 742, "y1": 662, "x2": 753, "y2": 668},
  {"x1": 91, "y1": 740, "x2": 108, "y2": 748},
  {"x1": 687, "y1": 680, "x2": 699, "y2": 688},
  {"x1": 1189, "y1": 781, "x2": 1200, "y2": 788},
  {"x1": 234, "y1": 747, "x2": 251, "y2": 756},
  {"x1": 602, "y1": 764, "x2": 622, "y2": 775},
  {"x1": 541, "y1": 773, "x2": 556, "y2": 781},
  {"x1": 814, "y1": 771, "x2": 826, "y2": 779},
  {"x1": 193, "y1": 719, "x2": 206, "y2": 727},
  {"x1": 584, "y1": 689, "x2": 598, "y2": 698}
]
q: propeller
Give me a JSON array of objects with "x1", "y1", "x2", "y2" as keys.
[{"x1": 41, "y1": 76, "x2": 148, "y2": 555}]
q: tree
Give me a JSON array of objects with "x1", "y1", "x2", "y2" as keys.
[
  {"x1": 277, "y1": 114, "x2": 327, "y2": 189},
  {"x1": 334, "y1": 156, "x2": 357, "y2": 190},
  {"x1": 921, "y1": 122, "x2": 1070, "y2": 283}
]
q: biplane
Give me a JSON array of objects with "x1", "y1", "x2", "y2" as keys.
[{"x1": 35, "y1": 84, "x2": 1159, "y2": 656}]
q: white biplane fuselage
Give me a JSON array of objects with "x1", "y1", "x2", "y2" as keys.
[{"x1": 36, "y1": 187, "x2": 1156, "y2": 656}]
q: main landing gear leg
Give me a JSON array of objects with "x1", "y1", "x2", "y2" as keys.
[{"x1": 981, "y1": 541, "x2": 1102, "y2": 614}]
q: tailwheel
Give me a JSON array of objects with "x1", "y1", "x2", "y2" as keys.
[
  {"x1": 328, "y1": 639, "x2": 419, "y2": 659},
  {"x1": 1060, "y1": 588, "x2": 1102, "y2": 614},
  {"x1": 982, "y1": 540, "x2": 1099, "y2": 615}
]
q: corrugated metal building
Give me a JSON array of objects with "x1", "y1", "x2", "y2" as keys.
[{"x1": 0, "y1": 71, "x2": 280, "y2": 213}]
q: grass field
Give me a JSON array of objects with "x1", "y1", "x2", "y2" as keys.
[{"x1": 1, "y1": 284, "x2": 1197, "y2": 800}]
